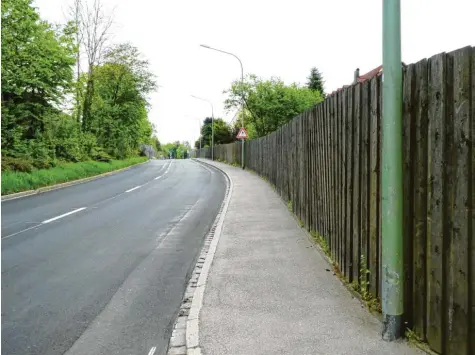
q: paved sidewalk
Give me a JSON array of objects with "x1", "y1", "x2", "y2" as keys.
[{"x1": 196, "y1": 160, "x2": 423, "y2": 355}]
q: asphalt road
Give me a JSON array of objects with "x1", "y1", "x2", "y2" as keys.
[{"x1": 1, "y1": 159, "x2": 226, "y2": 355}]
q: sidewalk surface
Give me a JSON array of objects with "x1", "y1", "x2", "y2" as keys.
[{"x1": 197, "y1": 160, "x2": 423, "y2": 355}]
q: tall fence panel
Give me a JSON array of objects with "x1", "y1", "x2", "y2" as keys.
[{"x1": 196, "y1": 46, "x2": 474, "y2": 355}]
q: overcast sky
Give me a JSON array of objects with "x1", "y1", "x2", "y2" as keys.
[{"x1": 35, "y1": 0, "x2": 474, "y2": 146}]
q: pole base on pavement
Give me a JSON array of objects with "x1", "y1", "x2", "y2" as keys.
[{"x1": 382, "y1": 314, "x2": 402, "y2": 341}]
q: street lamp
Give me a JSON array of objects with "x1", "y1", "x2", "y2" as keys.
[
  {"x1": 191, "y1": 95, "x2": 214, "y2": 161},
  {"x1": 200, "y1": 44, "x2": 245, "y2": 169},
  {"x1": 382, "y1": 0, "x2": 403, "y2": 341}
]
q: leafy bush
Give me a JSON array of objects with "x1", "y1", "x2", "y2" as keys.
[
  {"x1": 90, "y1": 147, "x2": 112, "y2": 162},
  {"x1": 1, "y1": 156, "x2": 34, "y2": 173}
]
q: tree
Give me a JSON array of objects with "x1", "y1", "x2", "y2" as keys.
[
  {"x1": 1, "y1": 0, "x2": 76, "y2": 156},
  {"x1": 1, "y1": 0, "x2": 158, "y2": 171},
  {"x1": 161, "y1": 141, "x2": 189, "y2": 159},
  {"x1": 76, "y1": 0, "x2": 114, "y2": 132},
  {"x1": 69, "y1": 0, "x2": 83, "y2": 122},
  {"x1": 306, "y1": 67, "x2": 325, "y2": 97},
  {"x1": 197, "y1": 117, "x2": 233, "y2": 148},
  {"x1": 152, "y1": 137, "x2": 161, "y2": 153},
  {"x1": 224, "y1": 75, "x2": 324, "y2": 137},
  {"x1": 88, "y1": 43, "x2": 157, "y2": 158}
]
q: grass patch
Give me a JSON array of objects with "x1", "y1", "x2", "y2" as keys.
[
  {"x1": 287, "y1": 200, "x2": 293, "y2": 212},
  {"x1": 311, "y1": 231, "x2": 331, "y2": 257},
  {"x1": 2, "y1": 156, "x2": 148, "y2": 195}
]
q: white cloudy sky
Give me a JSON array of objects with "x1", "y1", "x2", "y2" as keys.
[{"x1": 35, "y1": 0, "x2": 474, "y2": 146}]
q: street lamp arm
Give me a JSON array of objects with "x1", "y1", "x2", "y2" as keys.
[
  {"x1": 190, "y1": 95, "x2": 214, "y2": 117},
  {"x1": 199, "y1": 44, "x2": 245, "y2": 169},
  {"x1": 200, "y1": 45, "x2": 244, "y2": 82}
]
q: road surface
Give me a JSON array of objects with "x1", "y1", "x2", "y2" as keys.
[{"x1": 1, "y1": 159, "x2": 226, "y2": 355}]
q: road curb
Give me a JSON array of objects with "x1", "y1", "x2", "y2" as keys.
[
  {"x1": 1, "y1": 160, "x2": 150, "y2": 202},
  {"x1": 167, "y1": 159, "x2": 233, "y2": 355}
]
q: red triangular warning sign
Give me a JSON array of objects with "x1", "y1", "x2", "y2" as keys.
[{"x1": 236, "y1": 127, "x2": 248, "y2": 139}]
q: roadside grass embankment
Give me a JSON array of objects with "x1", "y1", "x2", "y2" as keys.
[{"x1": 1, "y1": 156, "x2": 148, "y2": 195}]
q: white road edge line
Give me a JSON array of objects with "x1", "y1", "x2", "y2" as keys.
[
  {"x1": 41, "y1": 207, "x2": 87, "y2": 224},
  {"x1": 125, "y1": 185, "x2": 142, "y2": 193},
  {"x1": 148, "y1": 346, "x2": 156, "y2": 355},
  {"x1": 185, "y1": 160, "x2": 233, "y2": 353}
]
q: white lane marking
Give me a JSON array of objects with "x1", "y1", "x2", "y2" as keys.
[
  {"x1": 155, "y1": 159, "x2": 173, "y2": 180},
  {"x1": 3, "y1": 161, "x2": 173, "y2": 240},
  {"x1": 148, "y1": 347, "x2": 156, "y2": 355},
  {"x1": 125, "y1": 185, "x2": 142, "y2": 193},
  {"x1": 2, "y1": 224, "x2": 41, "y2": 240},
  {"x1": 41, "y1": 207, "x2": 87, "y2": 224}
]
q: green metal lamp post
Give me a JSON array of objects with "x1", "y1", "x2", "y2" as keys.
[{"x1": 381, "y1": 0, "x2": 404, "y2": 341}]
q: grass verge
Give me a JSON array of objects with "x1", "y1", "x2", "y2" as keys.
[{"x1": 1, "y1": 156, "x2": 148, "y2": 195}]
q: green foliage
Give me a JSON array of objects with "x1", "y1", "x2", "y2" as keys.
[
  {"x1": 306, "y1": 67, "x2": 326, "y2": 98},
  {"x1": 1, "y1": 0, "x2": 76, "y2": 156},
  {"x1": 1, "y1": 1, "x2": 157, "y2": 173},
  {"x1": 196, "y1": 117, "x2": 234, "y2": 149},
  {"x1": 152, "y1": 137, "x2": 161, "y2": 153},
  {"x1": 1, "y1": 157, "x2": 147, "y2": 195},
  {"x1": 224, "y1": 74, "x2": 324, "y2": 138},
  {"x1": 161, "y1": 141, "x2": 190, "y2": 159},
  {"x1": 88, "y1": 44, "x2": 156, "y2": 159}
]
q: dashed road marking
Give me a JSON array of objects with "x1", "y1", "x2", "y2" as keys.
[
  {"x1": 125, "y1": 185, "x2": 142, "y2": 193},
  {"x1": 42, "y1": 207, "x2": 87, "y2": 224}
]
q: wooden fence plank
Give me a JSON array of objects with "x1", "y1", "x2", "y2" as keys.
[
  {"x1": 311, "y1": 107, "x2": 318, "y2": 233},
  {"x1": 333, "y1": 94, "x2": 339, "y2": 261},
  {"x1": 299, "y1": 115, "x2": 304, "y2": 222},
  {"x1": 353, "y1": 83, "x2": 362, "y2": 282},
  {"x1": 335, "y1": 92, "x2": 341, "y2": 266},
  {"x1": 412, "y1": 58, "x2": 429, "y2": 339},
  {"x1": 446, "y1": 46, "x2": 471, "y2": 355},
  {"x1": 426, "y1": 52, "x2": 447, "y2": 353},
  {"x1": 361, "y1": 80, "x2": 370, "y2": 290},
  {"x1": 346, "y1": 86, "x2": 355, "y2": 280},
  {"x1": 402, "y1": 63, "x2": 416, "y2": 329},
  {"x1": 341, "y1": 90, "x2": 348, "y2": 274},
  {"x1": 339, "y1": 91, "x2": 345, "y2": 269},
  {"x1": 323, "y1": 99, "x2": 330, "y2": 241},
  {"x1": 369, "y1": 75, "x2": 381, "y2": 297},
  {"x1": 470, "y1": 46, "x2": 475, "y2": 355},
  {"x1": 330, "y1": 95, "x2": 335, "y2": 248},
  {"x1": 307, "y1": 111, "x2": 312, "y2": 230},
  {"x1": 315, "y1": 107, "x2": 320, "y2": 233},
  {"x1": 318, "y1": 104, "x2": 325, "y2": 235}
]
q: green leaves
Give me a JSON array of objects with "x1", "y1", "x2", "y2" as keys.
[
  {"x1": 195, "y1": 117, "x2": 234, "y2": 149},
  {"x1": 87, "y1": 43, "x2": 157, "y2": 159},
  {"x1": 1, "y1": 0, "x2": 76, "y2": 101},
  {"x1": 1, "y1": 0, "x2": 77, "y2": 158},
  {"x1": 306, "y1": 67, "x2": 326, "y2": 98},
  {"x1": 224, "y1": 75, "x2": 324, "y2": 137},
  {"x1": 1, "y1": 1, "x2": 157, "y2": 171}
]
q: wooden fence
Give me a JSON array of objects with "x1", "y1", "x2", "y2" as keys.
[{"x1": 195, "y1": 46, "x2": 474, "y2": 355}]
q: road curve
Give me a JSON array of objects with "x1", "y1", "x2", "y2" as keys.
[{"x1": 1, "y1": 159, "x2": 226, "y2": 355}]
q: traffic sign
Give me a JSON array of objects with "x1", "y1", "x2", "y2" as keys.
[{"x1": 236, "y1": 127, "x2": 248, "y2": 139}]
